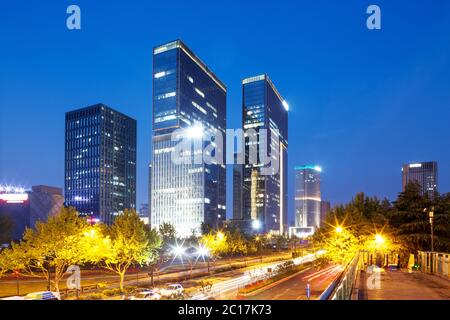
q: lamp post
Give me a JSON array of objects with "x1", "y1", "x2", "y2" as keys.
[
  {"x1": 424, "y1": 207, "x2": 435, "y2": 272},
  {"x1": 255, "y1": 236, "x2": 262, "y2": 263}
]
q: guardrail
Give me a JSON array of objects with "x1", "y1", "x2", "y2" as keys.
[
  {"x1": 418, "y1": 251, "x2": 450, "y2": 278},
  {"x1": 319, "y1": 253, "x2": 360, "y2": 300}
]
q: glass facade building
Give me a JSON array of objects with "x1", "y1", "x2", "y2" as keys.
[
  {"x1": 402, "y1": 161, "x2": 438, "y2": 197},
  {"x1": 65, "y1": 104, "x2": 136, "y2": 225},
  {"x1": 295, "y1": 165, "x2": 322, "y2": 229},
  {"x1": 240, "y1": 74, "x2": 288, "y2": 235},
  {"x1": 151, "y1": 40, "x2": 226, "y2": 238}
]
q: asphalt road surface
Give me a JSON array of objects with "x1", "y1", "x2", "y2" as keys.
[{"x1": 245, "y1": 264, "x2": 343, "y2": 300}]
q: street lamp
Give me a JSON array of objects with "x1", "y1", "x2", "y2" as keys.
[
  {"x1": 255, "y1": 236, "x2": 262, "y2": 263},
  {"x1": 424, "y1": 207, "x2": 435, "y2": 272},
  {"x1": 216, "y1": 231, "x2": 225, "y2": 241},
  {"x1": 375, "y1": 234, "x2": 385, "y2": 246},
  {"x1": 335, "y1": 226, "x2": 343, "y2": 234},
  {"x1": 196, "y1": 245, "x2": 210, "y2": 273},
  {"x1": 172, "y1": 244, "x2": 186, "y2": 259}
]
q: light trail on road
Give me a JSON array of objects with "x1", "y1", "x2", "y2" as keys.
[{"x1": 191, "y1": 253, "x2": 321, "y2": 300}]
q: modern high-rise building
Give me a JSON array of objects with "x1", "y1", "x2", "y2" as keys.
[
  {"x1": 295, "y1": 165, "x2": 322, "y2": 229},
  {"x1": 239, "y1": 74, "x2": 288, "y2": 235},
  {"x1": 150, "y1": 40, "x2": 226, "y2": 238},
  {"x1": 402, "y1": 161, "x2": 438, "y2": 197},
  {"x1": 65, "y1": 103, "x2": 136, "y2": 225},
  {"x1": 320, "y1": 200, "x2": 331, "y2": 225},
  {"x1": 233, "y1": 164, "x2": 243, "y2": 220}
]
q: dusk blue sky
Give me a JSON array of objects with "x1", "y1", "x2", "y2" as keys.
[{"x1": 1, "y1": 1, "x2": 449, "y2": 223}]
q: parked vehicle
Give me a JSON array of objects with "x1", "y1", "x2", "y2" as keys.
[
  {"x1": 160, "y1": 284, "x2": 184, "y2": 298},
  {"x1": 25, "y1": 291, "x2": 61, "y2": 300},
  {"x1": 2, "y1": 291, "x2": 61, "y2": 300},
  {"x1": 129, "y1": 290, "x2": 161, "y2": 300}
]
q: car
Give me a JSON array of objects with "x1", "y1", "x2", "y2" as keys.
[
  {"x1": 1, "y1": 296, "x2": 27, "y2": 300},
  {"x1": 129, "y1": 290, "x2": 161, "y2": 300},
  {"x1": 160, "y1": 284, "x2": 184, "y2": 298},
  {"x1": 24, "y1": 291, "x2": 61, "y2": 300}
]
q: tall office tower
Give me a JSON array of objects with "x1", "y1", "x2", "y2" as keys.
[
  {"x1": 295, "y1": 165, "x2": 322, "y2": 229},
  {"x1": 150, "y1": 40, "x2": 226, "y2": 238},
  {"x1": 241, "y1": 74, "x2": 288, "y2": 235},
  {"x1": 320, "y1": 200, "x2": 331, "y2": 225},
  {"x1": 402, "y1": 161, "x2": 438, "y2": 197},
  {"x1": 65, "y1": 104, "x2": 137, "y2": 225},
  {"x1": 233, "y1": 164, "x2": 243, "y2": 220},
  {"x1": 148, "y1": 163, "x2": 152, "y2": 223}
]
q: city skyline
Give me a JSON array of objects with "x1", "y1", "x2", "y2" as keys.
[{"x1": 1, "y1": 1, "x2": 450, "y2": 225}]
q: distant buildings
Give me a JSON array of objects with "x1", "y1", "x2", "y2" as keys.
[
  {"x1": 236, "y1": 74, "x2": 288, "y2": 235},
  {"x1": 139, "y1": 203, "x2": 150, "y2": 225},
  {"x1": 294, "y1": 165, "x2": 322, "y2": 230},
  {"x1": 320, "y1": 200, "x2": 331, "y2": 225},
  {"x1": 29, "y1": 185, "x2": 64, "y2": 226},
  {"x1": 150, "y1": 40, "x2": 227, "y2": 238},
  {"x1": 0, "y1": 185, "x2": 64, "y2": 243},
  {"x1": 233, "y1": 164, "x2": 243, "y2": 220},
  {"x1": 402, "y1": 161, "x2": 438, "y2": 197},
  {"x1": 65, "y1": 103, "x2": 137, "y2": 225}
]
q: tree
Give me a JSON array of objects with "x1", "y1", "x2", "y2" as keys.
[
  {"x1": 390, "y1": 182, "x2": 450, "y2": 253},
  {"x1": 100, "y1": 209, "x2": 162, "y2": 291},
  {"x1": 200, "y1": 231, "x2": 229, "y2": 262},
  {"x1": 159, "y1": 222, "x2": 176, "y2": 248},
  {"x1": 0, "y1": 207, "x2": 94, "y2": 291}
]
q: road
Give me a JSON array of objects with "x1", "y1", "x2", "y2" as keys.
[
  {"x1": 0, "y1": 252, "x2": 290, "y2": 298},
  {"x1": 244, "y1": 264, "x2": 343, "y2": 300},
  {"x1": 191, "y1": 253, "x2": 320, "y2": 300}
]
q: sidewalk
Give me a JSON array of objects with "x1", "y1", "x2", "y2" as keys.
[{"x1": 364, "y1": 269, "x2": 450, "y2": 300}]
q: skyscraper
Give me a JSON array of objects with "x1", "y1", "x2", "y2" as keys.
[
  {"x1": 233, "y1": 164, "x2": 243, "y2": 220},
  {"x1": 150, "y1": 40, "x2": 226, "y2": 238},
  {"x1": 295, "y1": 165, "x2": 322, "y2": 229},
  {"x1": 402, "y1": 161, "x2": 438, "y2": 197},
  {"x1": 240, "y1": 74, "x2": 288, "y2": 235},
  {"x1": 320, "y1": 200, "x2": 331, "y2": 225},
  {"x1": 65, "y1": 103, "x2": 136, "y2": 225}
]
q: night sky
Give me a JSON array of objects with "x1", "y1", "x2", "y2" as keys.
[{"x1": 1, "y1": 1, "x2": 449, "y2": 224}]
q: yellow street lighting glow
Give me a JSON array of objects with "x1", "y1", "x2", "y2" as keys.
[
  {"x1": 375, "y1": 234, "x2": 385, "y2": 244},
  {"x1": 216, "y1": 232, "x2": 225, "y2": 240},
  {"x1": 335, "y1": 226, "x2": 343, "y2": 233}
]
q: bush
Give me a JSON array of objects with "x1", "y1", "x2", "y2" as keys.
[
  {"x1": 124, "y1": 286, "x2": 137, "y2": 294},
  {"x1": 97, "y1": 282, "x2": 108, "y2": 289},
  {"x1": 78, "y1": 293, "x2": 105, "y2": 300},
  {"x1": 102, "y1": 288, "x2": 122, "y2": 297}
]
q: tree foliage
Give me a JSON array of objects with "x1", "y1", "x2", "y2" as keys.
[
  {"x1": 0, "y1": 207, "x2": 94, "y2": 290},
  {"x1": 315, "y1": 183, "x2": 450, "y2": 264},
  {"x1": 100, "y1": 209, "x2": 162, "y2": 291}
]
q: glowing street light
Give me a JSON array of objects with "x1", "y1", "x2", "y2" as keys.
[
  {"x1": 375, "y1": 234, "x2": 385, "y2": 245},
  {"x1": 196, "y1": 245, "x2": 209, "y2": 257},
  {"x1": 252, "y1": 219, "x2": 261, "y2": 230},
  {"x1": 216, "y1": 232, "x2": 225, "y2": 240},
  {"x1": 335, "y1": 226, "x2": 343, "y2": 234},
  {"x1": 196, "y1": 245, "x2": 210, "y2": 272},
  {"x1": 172, "y1": 244, "x2": 186, "y2": 258}
]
